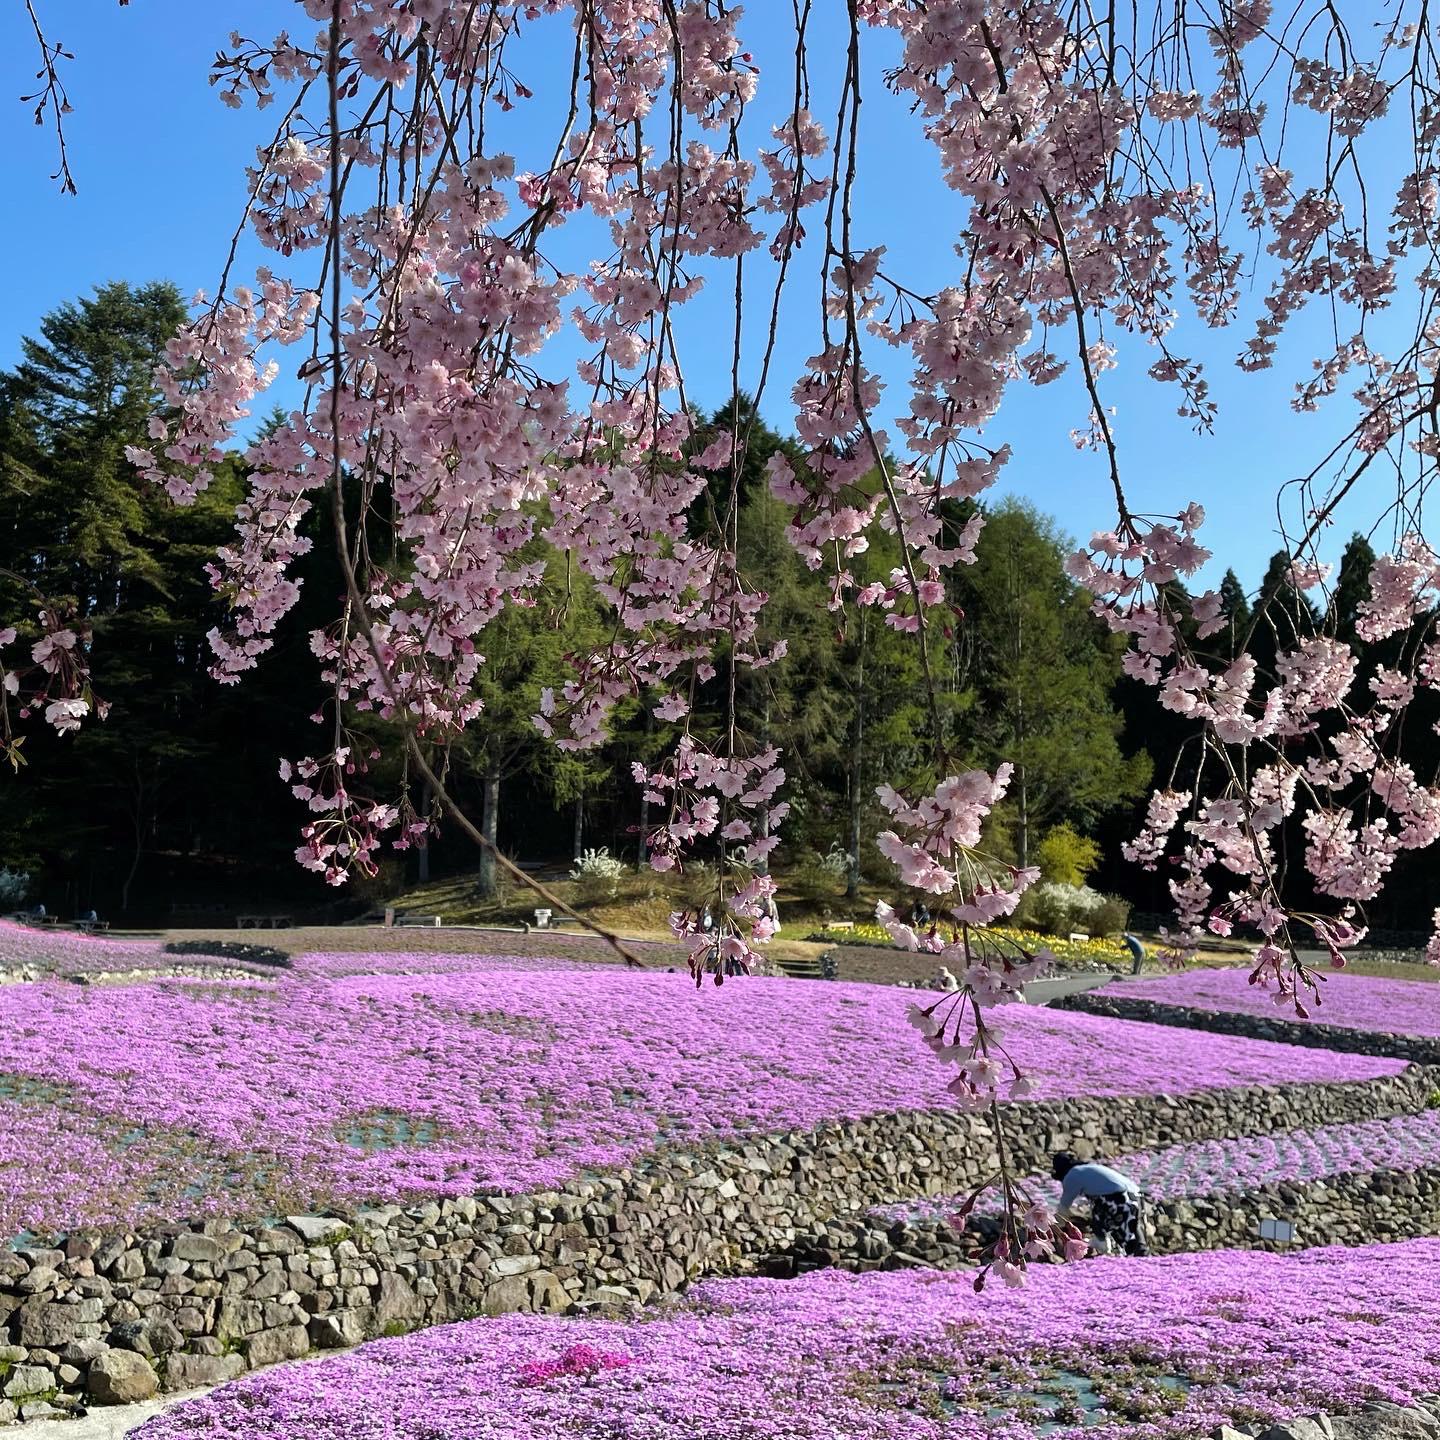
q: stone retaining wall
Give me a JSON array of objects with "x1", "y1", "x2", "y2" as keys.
[
  {"x1": 1056, "y1": 991, "x2": 1440, "y2": 1066},
  {"x1": 2, "y1": 1065, "x2": 1435, "y2": 1421},
  {"x1": 775, "y1": 1162, "x2": 1440, "y2": 1275}
]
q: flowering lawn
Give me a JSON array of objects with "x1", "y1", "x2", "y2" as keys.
[
  {"x1": 290, "y1": 948, "x2": 594, "y2": 978},
  {"x1": 0, "y1": 964, "x2": 1404, "y2": 1240},
  {"x1": 1107, "y1": 966, "x2": 1440, "y2": 1039},
  {"x1": 136, "y1": 1241, "x2": 1440, "y2": 1440},
  {"x1": 877, "y1": 1108, "x2": 1440, "y2": 1225},
  {"x1": 0, "y1": 918, "x2": 168, "y2": 973}
]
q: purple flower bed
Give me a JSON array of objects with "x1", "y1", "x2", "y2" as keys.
[
  {"x1": 136, "y1": 1241, "x2": 1440, "y2": 1440},
  {"x1": 0, "y1": 967, "x2": 1402, "y2": 1239},
  {"x1": 290, "y1": 949, "x2": 593, "y2": 978},
  {"x1": 1108, "y1": 966, "x2": 1440, "y2": 1039},
  {"x1": 877, "y1": 1108, "x2": 1440, "y2": 1224},
  {"x1": 0, "y1": 919, "x2": 166, "y2": 973}
]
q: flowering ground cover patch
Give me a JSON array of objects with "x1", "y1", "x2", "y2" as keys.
[
  {"x1": 0, "y1": 918, "x2": 166, "y2": 972},
  {"x1": 1107, "y1": 965, "x2": 1440, "y2": 1038},
  {"x1": 876, "y1": 1108, "x2": 1440, "y2": 1225},
  {"x1": 290, "y1": 948, "x2": 595, "y2": 978},
  {"x1": 0, "y1": 967, "x2": 1402, "y2": 1240},
  {"x1": 136, "y1": 1241, "x2": 1440, "y2": 1440},
  {"x1": 811, "y1": 922, "x2": 1131, "y2": 970}
]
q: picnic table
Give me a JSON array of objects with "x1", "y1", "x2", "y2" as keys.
[{"x1": 236, "y1": 915, "x2": 294, "y2": 929}]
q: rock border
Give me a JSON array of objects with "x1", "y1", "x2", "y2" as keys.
[
  {"x1": 775, "y1": 1160, "x2": 1440, "y2": 1274},
  {"x1": 1056, "y1": 991, "x2": 1440, "y2": 1066}
]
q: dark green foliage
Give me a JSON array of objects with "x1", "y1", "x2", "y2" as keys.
[
  {"x1": 948, "y1": 501, "x2": 1151, "y2": 868},
  {"x1": 1, "y1": 284, "x2": 326, "y2": 918},
  {"x1": 162, "y1": 940, "x2": 291, "y2": 968},
  {"x1": 7, "y1": 296, "x2": 1440, "y2": 930}
]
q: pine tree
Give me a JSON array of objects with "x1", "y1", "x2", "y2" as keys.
[
  {"x1": 1216, "y1": 568, "x2": 1252, "y2": 658},
  {"x1": 0, "y1": 286, "x2": 323, "y2": 913},
  {"x1": 1329, "y1": 533, "x2": 1376, "y2": 644},
  {"x1": 1248, "y1": 549, "x2": 1319, "y2": 680},
  {"x1": 952, "y1": 500, "x2": 1150, "y2": 867}
]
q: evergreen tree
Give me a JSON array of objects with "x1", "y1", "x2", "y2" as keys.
[
  {"x1": 1215, "y1": 568, "x2": 1252, "y2": 658},
  {"x1": 1329, "y1": 533, "x2": 1377, "y2": 644},
  {"x1": 0, "y1": 281, "x2": 188, "y2": 611},
  {"x1": 1249, "y1": 548, "x2": 1319, "y2": 678},
  {"x1": 0, "y1": 286, "x2": 323, "y2": 913},
  {"x1": 952, "y1": 501, "x2": 1150, "y2": 867}
]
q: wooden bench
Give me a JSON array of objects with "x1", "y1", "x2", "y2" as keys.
[
  {"x1": 236, "y1": 915, "x2": 294, "y2": 929},
  {"x1": 394, "y1": 914, "x2": 442, "y2": 928},
  {"x1": 822, "y1": 920, "x2": 856, "y2": 933}
]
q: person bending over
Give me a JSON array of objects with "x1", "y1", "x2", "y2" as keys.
[{"x1": 1052, "y1": 1152, "x2": 1149, "y2": 1256}]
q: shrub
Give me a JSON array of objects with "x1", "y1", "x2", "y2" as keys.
[
  {"x1": 1022, "y1": 883, "x2": 1131, "y2": 938},
  {"x1": 0, "y1": 869, "x2": 30, "y2": 908},
  {"x1": 163, "y1": 940, "x2": 291, "y2": 968},
  {"x1": 570, "y1": 848, "x2": 626, "y2": 904},
  {"x1": 789, "y1": 846, "x2": 850, "y2": 904},
  {"x1": 674, "y1": 858, "x2": 721, "y2": 912},
  {"x1": 1089, "y1": 894, "x2": 1131, "y2": 938},
  {"x1": 1034, "y1": 825, "x2": 1100, "y2": 887},
  {"x1": 349, "y1": 855, "x2": 406, "y2": 904}
]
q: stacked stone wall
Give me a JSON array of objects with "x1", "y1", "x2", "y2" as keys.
[{"x1": 2, "y1": 1065, "x2": 1434, "y2": 1419}]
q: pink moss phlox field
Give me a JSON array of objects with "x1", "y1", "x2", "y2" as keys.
[
  {"x1": 1108, "y1": 966, "x2": 1440, "y2": 1039},
  {"x1": 136, "y1": 1242, "x2": 1440, "y2": 1440},
  {"x1": 290, "y1": 950, "x2": 595, "y2": 978},
  {"x1": 0, "y1": 968, "x2": 1402, "y2": 1238},
  {"x1": 0, "y1": 919, "x2": 167, "y2": 973},
  {"x1": 879, "y1": 1109, "x2": 1440, "y2": 1224}
]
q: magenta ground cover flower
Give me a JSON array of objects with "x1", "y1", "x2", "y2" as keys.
[
  {"x1": 1108, "y1": 966, "x2": 1440, "y2": 1038},
  {"x1": 879, "y1": 1108, "x2": 1440, "y2": 1224},
  {"x1": 0, "y1": 966, "x2": 1401, "y2": 1239},
  {"x1": 290, "y1": 949, "x2": 596, "y2": 977},
  {"x1": 137, "y1": 1241, "x2": 1440, "y2": 1440},
  {"x1": 0, "y1": 918, "x2": 167, "y2": 972}
]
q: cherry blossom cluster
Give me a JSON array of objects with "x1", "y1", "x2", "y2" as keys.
[
  {"x1": 1075, "y1": 508, "x2": 1440, "y2": 997},
  {"x1": 628, "y1": 736, "x2": 787, "y2": 980},
  {"x1": 7, "y1": 0, "x2": 1440, "y2": 1131},
  {"x1": 869, "y1": 763, "x2": 1056, "y2": 1106},
  {"x1": 0, "y1": 607, "x2": 102, "y2": 765},
  {"x1": 280, "y1": 750, "x2": 400, "y2": 885}
]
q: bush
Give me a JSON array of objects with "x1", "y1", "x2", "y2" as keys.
[
  {"x1": 163, "y1": 940, "x2": 291, "y2": 968},
  {"x1": 1089, "y1": 894, "x2": 1131, "y2": 938},
  {"x1": 789, "y1": 846, "x2": 850, "y2": 904},
  {"x1": 1034, "y1": 825, "x2": 1100, "y2": 887},
  {"x1": 675, "y1": 858, "x2": 720, "y2": 912},
  {"x1": 349, "y1": 855, "x2": 407, "y2": 904},
  {"x1": 1020, "y1": 882, "x2": 1127, "y2": 937},
  {"x1": 570, "y1": 847, "x2": 627, "y2": 904},
  {"x1": 0, "y1": 869, "x2": 30, "y2": 908}
]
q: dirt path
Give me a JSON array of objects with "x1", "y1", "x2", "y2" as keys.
[{"x1": 22, "y1": 1396, "x2": 179, "y2": 1440}]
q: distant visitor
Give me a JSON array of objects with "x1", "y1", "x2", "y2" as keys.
[{"x1": 1052, "y1": 1152, "x2": 1150, "y2": 1257}]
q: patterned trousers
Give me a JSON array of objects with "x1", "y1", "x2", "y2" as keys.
[{"x1": 1089, "y1": 1191, "x2": 1150, "y2": 1256}]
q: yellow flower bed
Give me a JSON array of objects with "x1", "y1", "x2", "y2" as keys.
[{"x1": 811, "y1": 921, "x2": 1128, "y2": 969}]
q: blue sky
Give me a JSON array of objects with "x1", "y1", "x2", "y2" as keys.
[{"x1": 0, "y1": 2, "x2": 1408, "y2": 588}]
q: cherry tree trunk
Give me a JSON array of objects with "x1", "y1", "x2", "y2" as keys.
[{"x1": 477, "y1": 771, "x2": 500, "y2": 899}]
